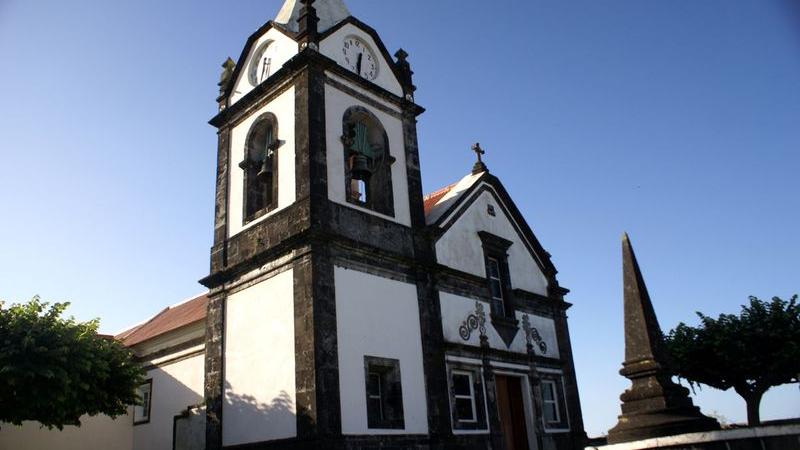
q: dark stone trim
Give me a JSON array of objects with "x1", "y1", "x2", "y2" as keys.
[
  {"x1": 445, "y1": 342, "x2": 566, "y2": 368},
  {"x1": 552, "y1": 308, "x2": 588, "y2": 446},
  {"x1": 213, "y1": 50, "x2": 331, "y2": 129},
  {"x1": 210, "y1": 128, "x2": 232, "y2": 271},
  {"x1": 513, "y1": 288, "x2": 572, "y2": 313},
  {"x1": 324, "y1": 60, "x2": 424, "y2": 115},
  {"x1": 293, "y1": 247, "x2": 342, "y2": 439},
  {"x1": 325, "y1": 75, "x2": 403, "y2": 119},
  {"x1": 204, "y1": 289, "x2": 226, "y2": 450},
  {"x1": 436, "y1": 267, "x2": 565, "y2": 318},
  {"x1": 477, "y1": 231, "x2": 513, "y2": 253},
  {"x1": 479, "y1": 339, "x2": 505, "y2": 449},
  {"x1": 217, "y1": 71, "x2": 299, "y2": 131}
]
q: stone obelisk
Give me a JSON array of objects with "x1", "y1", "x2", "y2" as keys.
[{"x1": 607, "y1": 234, "x2": 718, "y2": 444}]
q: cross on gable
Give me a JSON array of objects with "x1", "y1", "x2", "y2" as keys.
[{"x1": 471, "y1": 142, "x2": 488, "y2": 174}]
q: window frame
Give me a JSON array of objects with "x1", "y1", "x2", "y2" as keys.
[
  {"x1": 478, "y1": 231, "x2": 515, "y2": 320},
  {"x1": 447, "y1": 363, "x2": 489, "y2": 433},
  {"x1": 241, "y1": 112, "x2": 280, "y2": 224},
  {"x1": 539, "y1": 374, "x2": 570, "y2": 432},
  {"x1": 541, "y1": 379, "x2": 560, "y2": 424},
  {"x1": 134, "y1": 378, "x2": 153, "y2": 426},
  {"x1": 451, "y1": 370, "x2": 478, "y2": 424},
  {"x1": 363, "y1": 356, "x2": 405, "y2": 430}
]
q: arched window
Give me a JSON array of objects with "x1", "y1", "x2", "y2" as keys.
[
  {"x1": 240, "y1": 113, "x2": 279, "y2": 222},
  {"x1": 342, "y1": 106, "x2": 394, "y2": 216}
]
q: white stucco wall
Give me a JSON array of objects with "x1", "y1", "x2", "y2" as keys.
[
  {"x1": 133, "y1": 352, "x2": 205, "y2": 450},
  {"x1": 435, "y1": 188, "x2": 549, "y2": 296},
  {"x1": 231, "y1": 28, "x2": 298, "y2": 105},
  {"x1": 0, "y1": 413, "x2": 133, "y2": 450},
  {"x1": 334, "y1": 266, "x2": 428, "y2": 435},
  {"x1": 320, "y1": 23, "x2": 403, "y2": 97},
  {"x1": 228, "y1": 86, "x2": 296, "y2": 237},
  {"x1": 439, "y1": 292, "x2": 559, "y2": 358},
  {"x1": 324, "y1": 82, "x2": 411, "y2": 226},
  {"x1": 223, "y1": 269, "x2": 296, "y2": 446}
]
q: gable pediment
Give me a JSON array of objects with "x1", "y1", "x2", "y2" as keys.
[{"x1": 432, "y1": 176, "x2": 557, "y2": 296}]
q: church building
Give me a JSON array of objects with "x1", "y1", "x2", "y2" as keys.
[
  {"x1": 0, "y1": 1, "x2": 585, "y2": 450},
  {"x1": 198, "y1": 0, "x2": 585, "y2": 449}
]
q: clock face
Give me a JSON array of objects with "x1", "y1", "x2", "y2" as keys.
[
  {"x1": 248, "y1": 40, "x2": 279, "y2": 86},
  {"x1": 341, "y1": 36, "x2": 378, "y2": 80}
]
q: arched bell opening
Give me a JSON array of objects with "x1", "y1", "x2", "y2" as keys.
[{"x1": 341, "y1": 106, "x2": 394, "y2": 216}]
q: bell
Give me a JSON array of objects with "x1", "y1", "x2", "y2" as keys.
[
  {"x1": 257, "y1": 156, "x2": 272, "y2": 181},
  {"x1": 350, "y1": 154, "x2": 371, "y2": 181}
]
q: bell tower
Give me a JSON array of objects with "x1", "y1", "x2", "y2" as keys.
[{"x1": 201, "y1": 1, "x2": 439, "y2": 448}]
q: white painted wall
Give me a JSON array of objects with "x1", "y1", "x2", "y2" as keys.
[
  {"x1": 435, "y1": 187, "x2": 549, "y2": 296},
  {"x1": 0, "y1": 413, "x2": 133, "y2": 450},
  {"x1": 439, "y1": 292, "x2": 559, "y2": 358},
  {"x1": 334, "y1": 266, "x2": 428, "y2": 435},
  {"x1": 228, "y1": 86, "x2": 296, "y2": 237},
  {"x1": 223, "y1": 269, "x2": 296, "y2": 446},
  {"x1": 133, "y1": 353, "x2": 205, "y2": 450},
  {"x1": 324, "y1": 82, "x2": 411, "y2": 226},
  {"x1": 231, "y1": 28, "x2": 298, "y2": 105},
  {"x1": 320, "y1": 23, "x2": 403, "y2": 97}
]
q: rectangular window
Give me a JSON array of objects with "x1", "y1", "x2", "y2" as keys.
[
  {"x1": 452, "y1": 371, "x2": 477, "y2": 423},
  {"x1": 364, "y1": 356, "x2": 404, "y2": 429},
  {"x1": 540, "y1": 375, "x2": 570, "y2": 432},
  {"x1": 487, "y1": 257, "x2": 505, "y2": 313},
  {"x1": 541, "y1": 380, "x2": 560, "y2": 423},
  {"x1": 134, "y1": 379, "x2": 152, "y2": 425},
  {"x1": 448, "y1": 364, "x2": 488, "y2": 432}
]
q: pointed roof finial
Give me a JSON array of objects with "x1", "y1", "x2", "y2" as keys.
[
  {"x1": 608, "y1": 233, "x2": 719, "y2": 444},
  {"x1": 394, "y1": 49, "x2": 416, "y2": 100},
  {"x1": 471, "y1": 143, "x2": 488, "y2": 175},
  {"x1": 218, "y1": 57, "x2": 236, "y2": 95}
]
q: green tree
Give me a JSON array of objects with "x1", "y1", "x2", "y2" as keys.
[
  {"x1": 665, "y1": 295, "x2": 800, "y2": 426},
  {"x1": 0, "y1": 297, "x2": 144, "y2": 429}
]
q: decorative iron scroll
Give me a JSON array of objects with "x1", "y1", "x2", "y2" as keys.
[
  {"x1": 459, "y1": 301, "x2": 487, "y2": 341},
  {"x1": 522, "y1": 314, "x2": 548, "y2": 354}
]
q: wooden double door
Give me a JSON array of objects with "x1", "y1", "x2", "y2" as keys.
[{"x1": 495, "y1": 375, "x2": 531, "y2": 450}]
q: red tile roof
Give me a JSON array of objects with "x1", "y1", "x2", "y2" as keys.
[
  {"x1": 116, "y1": 294, "x2": 208, "y2": 347},
  {"x1": 423, "y1": 183, "x2": 456, "y2": 216}
]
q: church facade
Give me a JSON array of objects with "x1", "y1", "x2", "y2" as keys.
[
  {"x1": 0, "y1": 1, "x2": 585, "y2": 450},
  {"x1": 199, "y1": 1, "x2": 585, "y2": 449}
]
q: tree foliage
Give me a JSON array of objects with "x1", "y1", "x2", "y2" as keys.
[
  {"x1": 0, "y1": 297, "x2": 144, "y2": 429},
  {"x1": 665, "y1": 295, "x2": 800, "y2": 426}
]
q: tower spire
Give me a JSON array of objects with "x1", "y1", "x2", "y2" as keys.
[
  {"x1": 275, "y1": 0, "x2": 350, "y2": 34},
  {"x1": 607, "y1": 233, "x2": 718, "y2": 444}
]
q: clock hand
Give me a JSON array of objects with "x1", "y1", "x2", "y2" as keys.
[{"x1": 356, "y1": 53, "x2": 363, "y2": 76}]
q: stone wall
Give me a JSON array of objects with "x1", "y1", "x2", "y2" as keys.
[{"x1": 586, "y1": 423, "x2": 800, "y2": 450}]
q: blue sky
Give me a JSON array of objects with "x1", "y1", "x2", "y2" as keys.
[{"x1": 1, "y1": 0, "x2": 798, "y2": 437}]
